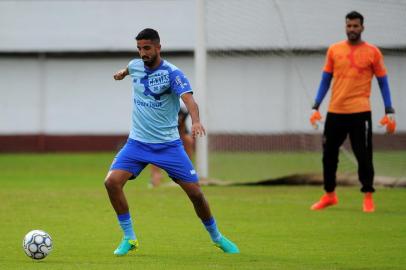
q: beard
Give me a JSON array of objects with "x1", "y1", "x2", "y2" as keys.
[
  {"x1": 347, "y1": 32, "x2": 361, "y2": 42},
  {"x1": 142, "y1": 55, "x2": 157, "y2": 67}
]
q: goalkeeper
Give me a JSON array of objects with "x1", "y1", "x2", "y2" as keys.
[{"x1": 309, "y1": 11, "x2": 396, "y2": 213}]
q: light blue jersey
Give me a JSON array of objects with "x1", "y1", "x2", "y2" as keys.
[{"x1": 127, "y1": 59, "x2": 192, "y2": 143}]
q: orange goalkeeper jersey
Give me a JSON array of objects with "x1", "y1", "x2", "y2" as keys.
[{"x1": 323, "y1": 40, "x2": 387, "y2": 113}]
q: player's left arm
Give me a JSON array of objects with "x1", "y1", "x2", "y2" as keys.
[
  {"x1": 181, "y1": 93, "x2": 206, "y2": 138},
  {"x1": 376, "y1": 75, "x2": 394, "y2": 114},
  {"x1": 374, "y1": 49, "x2": 396, "y2": 134},
  {"x1": 377, "y1": 75, "x2": 396, "y2": 134},
  {"x1": 170, "y1": 68, "x2": 206, "y2": 138}
]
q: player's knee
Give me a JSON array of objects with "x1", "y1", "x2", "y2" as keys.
[
  {"x1": 104, "y1": 176, "x2": 113, "y2": 190},
  {"x1": 104, "y1": 174, "x2": 122, "y2": 191}
]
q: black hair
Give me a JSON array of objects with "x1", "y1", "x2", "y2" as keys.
[
  {"x1": 135, "y1": 28, "x2": 160, "y2": 43},
  {"x1": 346, "y1": 11, "x2": 364, "y2": 25}
]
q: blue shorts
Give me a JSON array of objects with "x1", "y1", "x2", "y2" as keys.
[{"x1": 110, "y1": 138, "x2": 198, "y2": 182}]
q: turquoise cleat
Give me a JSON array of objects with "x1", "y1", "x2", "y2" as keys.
[
  {"x1": 113, "y1": 237, "x2": 139, "y2": 256},
  {"x1": 214, "y1": 236, "x2": 240, "y2": 254}
]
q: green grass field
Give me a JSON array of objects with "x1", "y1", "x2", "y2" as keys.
[
  {"x1": 209, "y1": 151, "x2": 406, "y2": 181},
  {"x1": 1, "y1": 153, "x2": 405, "y2": 270}
]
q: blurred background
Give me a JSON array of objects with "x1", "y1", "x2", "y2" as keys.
[{"x1": 1, "y1": 0, "x2": 405, "y2": 183}]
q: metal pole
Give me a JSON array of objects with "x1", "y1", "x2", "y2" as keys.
[
  {"x1": 38, "y1": 53, "x2": 46, "y2": 151},
  {"x1": 195, "y1": 0, "x2": 208, "y2": 178}
]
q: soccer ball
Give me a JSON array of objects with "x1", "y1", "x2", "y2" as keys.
[{"x1": 22, "y1": 230, "x2": 53, "y2": 260}]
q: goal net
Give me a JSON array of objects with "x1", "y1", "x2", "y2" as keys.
[{"x1": 199, "y1": 0, "x2": 406, "y2": 185}]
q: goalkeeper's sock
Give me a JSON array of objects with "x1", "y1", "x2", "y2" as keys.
[
  {"x1": 202, "y1": 217, "x2": 222, "y2": 242},
  {"x1": 117, "y1": 212, "x2": 137, "y2": 240}
]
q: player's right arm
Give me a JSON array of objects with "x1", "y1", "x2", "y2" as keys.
[
  {"x1": 310, "y1": 47, "x2": 334, "y2": 129},
  {"x1": 310, "y1": 71, "x2": 333, "y2": 129},
  {"x1": 113, "y1": 67, "x2": 129, "y2": 80},
  {"x1": 312, "y1": 71, "x2": 333, "y2": 110}
]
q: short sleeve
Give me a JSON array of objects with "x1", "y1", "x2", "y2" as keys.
[
  {"x1": 323, "y1": 47, "x2": 334, "y2": 73},
  {"x1": 169, "y1": 69, "x2": 193, "y2": 96},
  {"x1": 127, "y1": 59, "x2": 140, "y2": 77},
  {"x1": 373, "y1": 48, "x2": 387, "y2": 77}
]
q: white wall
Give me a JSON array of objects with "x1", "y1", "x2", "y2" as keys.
[
  {"x1": 0, "y1": 0, "x2": 195, "y2": 52},
  {"x1": 1, "y1": 0, "x2": 405, "y2": 135},
  {"x1": 0, "y1": 55, "x2": 192, "y2": 134},
  {"x1": 0, "y1": 58, "x2": 43, "y2": 133},
  {"x1": 1, "y1": 0, "x2": 405, "y2": 52},
  {"x1": 206, "y1": 53, "x2": 406, "y2": 133},
  {"x1": 1, "y1": 53, "x2": 404, "y2": 135},
  {"x1": 206, "y1": 0, "x2": 406, "y2": 50}
]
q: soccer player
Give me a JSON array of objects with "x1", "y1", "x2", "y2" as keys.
[
  {"x1": 309, "y1": 11, "x2": 396, "y2": 212},
  {"x1": 104, "y1": 28, "x2": 239, "y2": 255},
  {"x1": 150, "y1": 101, "x2": 194, "y2": 187}
]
